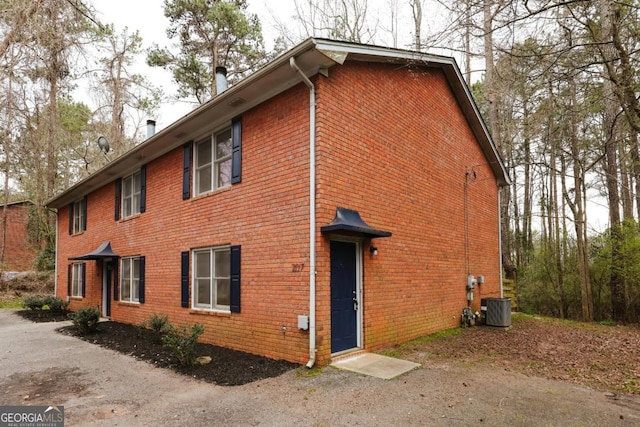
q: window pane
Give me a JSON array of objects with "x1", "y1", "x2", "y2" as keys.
[
  {"x1": 214, "y1": 249, "x2": 230, "y2": 277},
  {"x1": 196, "y1": 140, "x2": 212, "y2": 168},
  {"x1": 132, "y1": 278, "x2": 139, "y2": 301},
  {"x1": 123, "y1": 198, "x2": 132, "y2": 217},
  {"x1": 122, "y1": 259, "x2": 131, "y2": 300},
  {"x1": 216, "y1": 278, "x2": 230, "y2": 306},
  {"x1": 132, "y1": 193, "x2": 140, "y2": 214},
  {"x1": 217, "y1": 159, "x2": 231, "y2": 188},
  {"x1": 123, "y1": 176, "x2": 132, "y2": 197},
  {"x1": 196, "y1": 279, "x2": 211, "y2": 306},
  {"x1": 195, "y1": 252, "x2": 210, "y2": 278},
  {"x1": 215, "y1": 129, "x2": 232, "y2": 158},
  {"x1": 197, "y1": 166, "x2": 212, "y2": 193}
]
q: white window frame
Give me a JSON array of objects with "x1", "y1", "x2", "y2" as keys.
[
  {"x1": 72, "y1": 199, "x2": 85, "y2": 234},
  {"x1": 192, "y1": 246, "x2": 231, "y2": 311},
  {"x1": 71, "y1": 263, "x2": 83, "y2": 297},
  {"x1": 121, "y1": 171, "x2": 141, "y2": 218},
  {"x1": 194, "y1": 127, "x2": 232, "y2": 196},
  {"x1": 120, "y1": 256, "x2": 140, "y2": 303}
]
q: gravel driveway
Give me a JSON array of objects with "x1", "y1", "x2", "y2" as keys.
[{"x1": 1, "y1": 310, "x2": 639, "y2": 426}]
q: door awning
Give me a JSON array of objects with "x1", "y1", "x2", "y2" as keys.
[
  {"x1": 321, "y1": 207, "x2": 392, "y2": 238},
  {"x1": 69, "y1": 241, "x2": 119, "y2": 260}
]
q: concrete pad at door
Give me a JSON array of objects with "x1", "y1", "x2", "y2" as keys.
[{"x1": 331, "y1": 353, "x2": 420, "y2": 379}]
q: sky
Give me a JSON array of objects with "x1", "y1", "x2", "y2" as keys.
[{"x1": 90, "y1": 0, "x2": 311, "y2": 128}]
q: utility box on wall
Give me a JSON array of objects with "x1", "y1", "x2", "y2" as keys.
[{"x1": 482, "y1": 298, "x2": 512, "y2": 327}]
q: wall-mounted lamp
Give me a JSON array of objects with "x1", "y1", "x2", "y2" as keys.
[{"x1": 370, "y1": 246, "x2": 378, "y2": 256}]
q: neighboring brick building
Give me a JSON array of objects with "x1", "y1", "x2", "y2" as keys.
[
  {"x1": 47, "y1": 39, "x2": 508, "y2": 366},
  {"x1": 0, "y1": 201, "x2": 38, "y2": 271}
]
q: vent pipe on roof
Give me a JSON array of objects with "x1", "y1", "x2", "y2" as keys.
[
  {"x1": 216, "y1": 66, "x2": 228, "y2": 95},
  {"x1": 146, "y1": 120, "x2": 156, "y2": 139}
]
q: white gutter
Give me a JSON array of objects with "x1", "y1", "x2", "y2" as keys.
[
  {"x1": 54, "y1": 211, "x2": 58, "y2": 298},
  {"x1": 497, "y1": 188, "x2": 504, "y2": 297},
  {"x1": 290, "y1": 57, "x2": 317, "y2": 368}
]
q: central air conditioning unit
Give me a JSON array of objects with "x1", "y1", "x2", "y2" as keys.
[{"x1": 481, "y1": 298, "x2": 512, "y2": 327}]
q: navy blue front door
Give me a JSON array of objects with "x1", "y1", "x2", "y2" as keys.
[{"x1": 330, "y1": 240, "x2": 358, "y2": 353}]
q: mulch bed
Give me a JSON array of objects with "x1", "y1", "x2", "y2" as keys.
[{"x1": 15, "y1": 310, "x2": 298, "y2": 386}]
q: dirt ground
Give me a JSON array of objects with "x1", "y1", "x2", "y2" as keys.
[
  {"x1": 2, "y1": 310, "x2": 640, "y2": 426},
  {"x1": 3, "y1": 275, "x2": 640, "y2": 425}
]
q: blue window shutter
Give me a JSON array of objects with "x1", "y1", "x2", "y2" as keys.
[
  {"x1": 182, "y1": 142, "x2": 192, "y2": 200},
  {"x1": 115, "y1": 178, "x2": 122, "y2": 220},
  {"x1": 81, "y1": 263, "x2": 86, "y2": 298},
  {"x1": 230, "y1": 245, "x2": 241, "y2": 313},
  {"x1": 138, "y1": 256, "x2": 145, "y2": 303},
  {"x1": 140, "y1": 165, "x2": 147, "y2": 213},
  {"x1": 82, "y1": 196, "x2": 87, "y2": 231},
  {"x1": 68, "y1": 204, "x2": 73, "y2": 235},
  {"x1": 181, "y1": 251, "x2": 189, "y2": 307},
  {"x1": 231, "y1": 117, "x2": 242, "y2": 184},
  {"x1": 67, "y1": 264, "x2": 72, "y2": 296},
  {"x1": 113, "y1": 261, "x2": 119, "y2": 301}
]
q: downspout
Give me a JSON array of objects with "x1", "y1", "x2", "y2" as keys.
[
  {"x1": 54, "y1": 210, "x2": 58, "y2": 299},
  {"x1": 290, "y1": 57, "x2": 317, "y2": 368},
  {"x1": 497, "y1": 188, "x2": 504, "y2": 297}
]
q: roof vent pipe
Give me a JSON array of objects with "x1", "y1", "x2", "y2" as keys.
[
  {"x1": 146, "y1": 120, "x2": 156, "y2": 139},
  {"x1": 216, "y1": 66, "x2": 228, "y2": 95}
]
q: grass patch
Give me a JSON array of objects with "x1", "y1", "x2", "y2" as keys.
[
  {"x1": 297, "y1": 366, "x2": 323, "y2": 378},
  {"x1": 379, "y1": 327, "x2": 463, "y2": 357},
  {"x1": 0, "y1": 297, "x2": 24, "y2": 309}
]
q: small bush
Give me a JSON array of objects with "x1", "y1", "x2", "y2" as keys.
[
  {"x1": 69, "y1": 306, "x2": 101, "y2": 334},
  {"x1": 43, "y1": 296, "x2": 68, "y2": 313},
  {"x1": 143, "y1": 313, "x2": 170, "y2": 334},
  {"x1": 23, "y1": 296, "x2": 46, "y2": 310},
  {"x1": 161, "y1": 323, "x2": 205, "y2": 366},
  {"x1": 23, "y1": 296, "x2": 68, "y2": 313}
]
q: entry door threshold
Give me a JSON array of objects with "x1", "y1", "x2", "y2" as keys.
[{"x1": 330, "y1": 349, "x2": 367, "y2": 364}]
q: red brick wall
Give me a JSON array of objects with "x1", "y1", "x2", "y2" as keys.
[
  {"x1": 1, "y1": 203, "x2": 38, "y2": 271},
  {"x1": 314, "y1": 62, "x2": 501, "y2": 361},
  {"x1": 56, "y1": 60, "x2": 502, "y2": 365}
]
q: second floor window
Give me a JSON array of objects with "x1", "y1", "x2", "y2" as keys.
[
  {"x1": 195, "y1": 127, "x2": 232, "y2": 195},
  {"x1": 122, "y1": 171, "x2": 141, "y2": 218},
  {"x1": 115, "y1": 166, "x2": 146, "y2": 221},
  {"x1": 70, "y1": 197, "x2": 86, "y2": 234}
]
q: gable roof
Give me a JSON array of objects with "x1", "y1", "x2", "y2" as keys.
[{"x1": 47, "y1": 38, "x2": 508, "y2": 209}]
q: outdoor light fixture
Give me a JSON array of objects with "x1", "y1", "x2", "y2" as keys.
[{"x1": 370, "y1": 246, "x2": 378, "y2": 256}]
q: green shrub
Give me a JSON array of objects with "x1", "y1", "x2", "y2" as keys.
[
  {"x1": 23, "y1": 296, "x2": 46, "y2": 310},
  {"x1": 23, "y1": 296, "x2": 68, "y2": 313},
  {"x1": 43, "y1": 296, "x2": 68, "y2": 313},
  {"x1": 69, "y1": 306, "x2": 100, "y2": 334},
  {"x1": 161, "y1": 323, "x2": 205, "y2": 366},
  {"x1": 143, "y1": 313, "x2": 170, "y2": 334}
]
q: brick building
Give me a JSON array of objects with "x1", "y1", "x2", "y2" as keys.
[
  {"x1": 0, "y1": 201, "x2": 38, "y2": 272},
  {"x1": 47, "y1": 39, "x2": 508, "y2": 366}
]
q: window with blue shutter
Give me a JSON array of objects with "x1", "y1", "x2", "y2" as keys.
[
  {"x1": 81, "y1": 263, "x2": 86, "y2": 298},
  {"x1": 183, "y1": 142, "x2": 192, "y2": 200},
  {"x1": 115, "y1": 178, "x2": 122, "y2": 220},
  {"x1": 231, "y1": 117, "x2": 242, "y2": 184},
  {"x1": 67, "y1": 264, "x2": 71, "y2": 296},
  {"x1": 230, "y1": 245, "x2": 241, "y2": 313},
  {"x1": 83, "y1": 196, "x2": 87, "y2": 230},
  {"x1": 140, "y1": 165, "x2": 147, "y2": 213},
  {"x1": 181, "y1": 251, "x2": 189, "y2": 307},
  {"x1": 113, "y1": 261, "x2": 119, "y2": 301},
  {"x1": 138, "y1": 256, "x2": 145, "y2": 303},
  {"x1": 68, "y1": 204, "x2": 73, "y2": 235}
]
